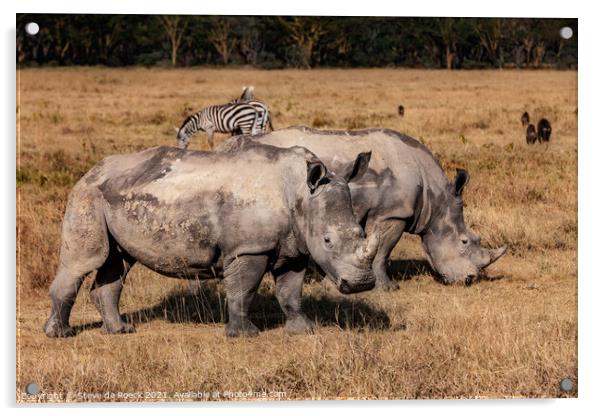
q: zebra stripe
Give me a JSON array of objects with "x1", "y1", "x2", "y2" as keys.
[
  {"x1": 230, "y1": 90, "x2": 273, "y2": 132},
  {"x1": 176, "y1": 102, "x2": 263, "y2": 149}
]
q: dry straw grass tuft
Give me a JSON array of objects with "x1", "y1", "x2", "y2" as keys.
[{"x1": 17, "y1": 68, "x2": 577, "y2": 401}]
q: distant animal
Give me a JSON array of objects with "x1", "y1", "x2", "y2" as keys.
[
  {"x1": 176, "y1": 102, "x2": 264, "y2": 150},
  {"x1": 398, "y1": 105, "x2": 405, "y2": 117},
  {"x1": 218, "y1": 127, "x2": 507, "y2": 290},
  {"x1": 43, "y1": 143, "x2": 378, "y2": 338},
  {"x1": 521, "y1": 111, "x2": 530, "y2": 128},
  {"x1": 526, "y1": 124, "x2": 537, "y2": 144},
  {"x1": 237, "y1": 85, "x2": 256, "y2": 101},
  {"x1": 537, "y1": 118, "x2": 552, "y2": 142},
  {"x1": 230, "y1": 86, "x2": 274, "y2": 132}
]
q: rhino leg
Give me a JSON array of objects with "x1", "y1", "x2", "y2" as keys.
[
  {"x1": 222, "y1": 254, "x2": 268, "y2": 337},
  {"x1": 273, "y1": 256, "x2": 314, "y2": 335},
  {"x1": 44, "y1": 188, "x2": 110, "y2": 337},
  {"x1": 90, "y1": 238, "x2": 136, "y2": 335},
  {"x1": 371, "y1": 219, "x2": 406, "y2": 291},
  {"x1": 44, "y1": 267, "x2": 88, "y2": 338}
]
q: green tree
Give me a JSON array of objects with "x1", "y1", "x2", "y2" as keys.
[
  {"x1": 208, "y1": 16, "x2": 238, "y2": 65},
  {"x1": 279, "y1": 16, "x2": 328, "y2": 68},
  {"x1": 160, "y1": 15, "x2": 189, "y2": 66},
  {"x1": 475, "y1": 18, "x2": 505, "y2": 69}
]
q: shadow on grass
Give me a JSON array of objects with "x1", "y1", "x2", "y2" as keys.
[
  {"x1": 388, "y1": 259, "x2": 435, "y2": 281},
  {"x1": 388, "y1": 258, "x2": 508, "y2": 285},
  {"x1": 73, "y1": 282, "x2": 392, "y2": 335},
  {"x1": 307, "y1": 258, "x2": 435, "y2": 283}
]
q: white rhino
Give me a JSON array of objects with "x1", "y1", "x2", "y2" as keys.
[
  {"x1": 44, "y1": 142, "x2": 378, "y2": 338},
  {"x1": 219, "y1": 127, "x2": 507, "y2": 290}
]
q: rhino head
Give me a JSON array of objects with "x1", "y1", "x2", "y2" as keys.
[
  {"x1": 297, "y1": 152, "x2": 378, "y2": 293},
  {"x1": 421, "y1": 169, "x2": 507, "y2": 284}
]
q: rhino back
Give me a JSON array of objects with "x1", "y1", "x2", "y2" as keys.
[
  {"x1": 254, "y1": 127, "x2": 449, "y2": 222},
  {"x1": 80, "y1": 146, "x2": 304, "y2": 274}
]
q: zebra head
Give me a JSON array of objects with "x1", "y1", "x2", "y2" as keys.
[
  {"x1": 175, "y1": 126, "x2": 190, "y2": 149},
  {"x1": 175, "y1": 114, "x2": 200, "y2": 149}
]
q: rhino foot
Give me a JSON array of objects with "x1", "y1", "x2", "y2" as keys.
[
  {"x1": 374, "y1": 277, "x2": 399, "y2": 291},
  {"x1": 44, "y1": 319, "x2": 76, "y2": 338},
  {"x1": 284, "y1": 315, "x2": 315, "y2": 335},
  {"x1": 225, "y1": 319, "x2": 259, "y2": 337},
  {"x1": 100, "y1": 322, "x2": 136, "y2": 335}
]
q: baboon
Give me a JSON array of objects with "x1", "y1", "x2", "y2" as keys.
[
  {"x1": 522, "y1": 111, "x2": 537, "y2": 144},
  {"x1": 526, "y1": 124, "x2": 537, "y2": 144},
  {"x1": 398, "y1": 105, "x2": 405, "y2": 117},
  {"x1": 521, "y1": 111, "x2": 530, "y2": 128},
  {"x1": 537, "y1": 118, "x2": 552, "y2": 143}
]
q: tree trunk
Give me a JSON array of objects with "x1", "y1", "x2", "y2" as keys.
[
  {"x1": 445, "y1": 45, "x2": 455, "y2": 69},
  {"x1": 279, "y1": 17, "x2": 327, "y2": 69},
  {"x1": 208, "y1": 18, "x2": 236, "y2": 66},
  {"x1": 161, "y1": 16, "x2": 188, "y2": 67},
  {"x1": 533, "y1": 41, "x2": 545, "y2": 68},
  {"x1": 171, "y1": 42, "x2": 178, "y2": 66},
  {"x1": 523, "y1": 37, "x2": 534, "y2": 66}
]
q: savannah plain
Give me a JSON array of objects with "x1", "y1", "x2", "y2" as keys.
[{"x1": 16, "y1": 68, "x2": 577, "y2": 401}]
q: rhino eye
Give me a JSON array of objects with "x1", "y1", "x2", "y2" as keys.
[
  {"x1": 324, "y1": 236, "x2": 334, "y2": 248},
  {"x1": 461, "y1": 238, "x2": 469, "y2": 245}
]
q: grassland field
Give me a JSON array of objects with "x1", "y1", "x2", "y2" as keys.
[{"x1": 16, "y1": 67, "x2": 577, "y2": 401}]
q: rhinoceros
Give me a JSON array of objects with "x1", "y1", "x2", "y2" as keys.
[
  {"x1": 43, "y1": 143, "x2": 378, "y2": 338},
  {"x1": 219, "y1": 127, "x2": 507, "y2": 290}
]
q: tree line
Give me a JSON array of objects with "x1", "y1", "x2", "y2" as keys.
[{"x1": 17, "y1": 15, "x2": 577, "y2": 69}]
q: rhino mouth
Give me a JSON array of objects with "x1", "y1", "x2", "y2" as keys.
[
  {"x1": 314, "y1": 260, "x2": 376, "y2": 294},
  {"x1": 331, "y1": 267, "x2": 376, "y2": 293},
  {"x1": 321, "y1": 270, "x2": 375, "y2": 294},
  {"x1": 337, "y1": 278, "x2": 375, "y2": 294}
]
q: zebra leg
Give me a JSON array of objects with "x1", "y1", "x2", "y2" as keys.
[
  {"x1": 258, "y1": 111, "x2": 268, "y2": 133},
  {"x1": 207, "y1": 129, "x2": 215, "y2": 150},
  {"x1": 251, "y1": 112, "x2": 261, "y2": 135},
  {"x1": 239, "y1": 123, "x2": 252, "y2": 136}
]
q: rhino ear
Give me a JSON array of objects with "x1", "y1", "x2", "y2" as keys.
[
  {"x1": 307, "y1": 160, "x2": 327, "y2": 193},
  {"x1": 342, "y1": 151, "x2": 372, "y2": 183},
  {"x1": 454, "y1": 169, "x2": 470, "y2": 196}
]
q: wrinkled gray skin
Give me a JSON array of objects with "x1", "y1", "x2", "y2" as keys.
[
  {"x1": 44, "y1": 143, "x2": 378, "y2": 338},
  {"x1": 219, "y1": 127, "x2": 507, "y2": 290}
]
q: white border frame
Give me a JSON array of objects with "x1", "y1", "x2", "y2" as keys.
[{"x1": 4, "y1": 1, "x2": 599, "y2": 415}]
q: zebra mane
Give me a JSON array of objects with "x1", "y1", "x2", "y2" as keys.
[{"x1": 178, "y1": 113, "x2": 197, "y2": 131}]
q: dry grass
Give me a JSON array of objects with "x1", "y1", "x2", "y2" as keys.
[{"x1": 16, "y1": 68, "x2": 577, "y2": 401}]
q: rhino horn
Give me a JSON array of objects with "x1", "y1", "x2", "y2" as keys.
[
  {"x1": 484, "y1": 245, "x2": 507, "y2": 268},
  {"x1": 357, "y1": 233, "x2": 380, "y2": 264}
]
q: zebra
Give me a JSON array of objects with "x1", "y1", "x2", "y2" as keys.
[
  {"x1": 176, "y1": 102, "x2": 263, "y2": 150},
  {"x1": 238, "y1": 85, "x2": 256, "y2": 101},
  {"x1": 230, "y1": 86, "x2": 274, "y2": 132}
]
